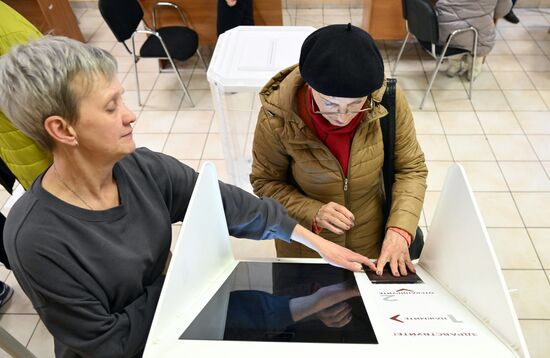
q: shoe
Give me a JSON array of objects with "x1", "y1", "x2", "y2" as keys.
[
  {"x1": 504, "y1": 10, "x2": 520, "y2": 24},
  {"x1": 0, "y1": 281, "x2": 14, "y2": 308},
  {"x1": 446, "y1": 55, "x2": 464, "y2": 77},
  {"x1": 464, "y1": 55, "x2": 483, "y2": 82}
]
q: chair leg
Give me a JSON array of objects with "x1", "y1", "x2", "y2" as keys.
[
  {"x1": 196, "y1": 49, "x2": 208, "y2": 70},
  {"x1": 421, "y1": 54, "x2": 446, "y2": 110},
  {"x1": 131, "y1": 39, "x2": 143, "y2": 107},
  {"x1": 391, "y1": 32, "x2": 410, "y2": 77},
  {"x1": 467, "y1": 53, "x2": 477, "y2": 100}
]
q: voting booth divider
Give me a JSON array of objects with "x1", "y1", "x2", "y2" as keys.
[{"x1": 143, "y1": 162, "x2": 530, "y2": 357}]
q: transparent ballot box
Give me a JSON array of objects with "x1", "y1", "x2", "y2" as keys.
[{"x1": 207, "y1": 26, "x2": 315, "y2": 192}]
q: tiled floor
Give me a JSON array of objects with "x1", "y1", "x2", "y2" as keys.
[{"x1": 1, "y1": 3, "x2": 550, "y2": 358}]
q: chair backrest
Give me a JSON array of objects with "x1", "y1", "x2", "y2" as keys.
[
  {"x1": 98, "y1": 0, "x2": 143, "y2": 42},
  {"x1": 402, "y1": 0, "x2": 439, "y2": 44}
]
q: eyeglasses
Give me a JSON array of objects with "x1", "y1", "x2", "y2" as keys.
[{"x1": 311, "y1": 96, "x2": 375, "y2": 116}]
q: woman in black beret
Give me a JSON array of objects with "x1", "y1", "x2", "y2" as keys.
[{"x1": 251, "y1": 24, "x2": 428, "y2": 278}]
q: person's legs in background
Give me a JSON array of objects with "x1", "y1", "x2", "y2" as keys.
[
  {"x1": 464, "y1": 54, "x2": 484, "y2": 81},
  {"x1": 446, "y1": 53, "x2": 466, "y2": 77},
  {"x1": 504, "y1": 0, "x2": 519, "y2": 24}
]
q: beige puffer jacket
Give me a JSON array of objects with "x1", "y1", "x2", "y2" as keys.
[{"x1": 250, "y1": 65, "x2": 427, "y2": 259}]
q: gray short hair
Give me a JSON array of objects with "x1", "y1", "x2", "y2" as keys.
[{"x1": 0, "y1": 36, "x2": 117, "y2": 151}]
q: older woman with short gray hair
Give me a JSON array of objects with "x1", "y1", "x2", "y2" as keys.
[{"x1": 0, "y1": 36, "x2": 374, "y2": 357}]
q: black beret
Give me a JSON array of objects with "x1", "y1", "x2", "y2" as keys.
[{"x1": 299, "y1": 24, "x2": 385, "y2": 98}]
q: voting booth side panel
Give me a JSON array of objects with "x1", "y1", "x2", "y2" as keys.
[
  {"x1": 419, "y1": 163, "x2": 529, "y2": 357},
  {"x1": 145, "y1": 162, "x2": 237, "y2": 352}
]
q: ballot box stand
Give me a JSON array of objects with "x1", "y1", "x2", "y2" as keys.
[
  {"x1": 144, "y1": 162, "x2": 530, "y2": 358},
  {"x1": 207, "y1": 26, "x2": 315, "y2": 193}
]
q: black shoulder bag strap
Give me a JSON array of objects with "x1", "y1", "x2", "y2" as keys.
[{"x1": 379, "y1": 78, "x2": 424, "y2": 260}]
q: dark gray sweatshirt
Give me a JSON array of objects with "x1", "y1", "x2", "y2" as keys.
[{"x1": 4, "y1": 148, "x2": 296, "y2": 357}]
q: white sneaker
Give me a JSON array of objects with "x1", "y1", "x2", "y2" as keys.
[{"x1": 446, "y1": 55, "x2": 464, "y2": 77}]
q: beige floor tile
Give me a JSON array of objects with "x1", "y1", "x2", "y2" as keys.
[
  {"x1": 114, "y1": 57, "x2": 135, "y2": 73},
  {"x1": 470, "y1": 90, "x2": 510, "y2": 111},
  {"x1": 0, "y1": 314, "x2": 39, "y2": 352},
  {"x1": 27, "y1": 321, "x2": 55, "y2": 358},
  {"x1": 474, "y1": 192, "x2": 524, "y2": 227},
  {"x1": 506, "y1": 40, "x2": 544, "y2": 55},
  {"x1": 135, "y1": 58, "x2": 160, "y2": 73},
  {"x1": 493, "y1": 71, "x2": 535, "y2": 90},
  {"x1": 431, "y1": 90, "x2": 473, "y2": 111},
  {"x1": 486, "y1": 55, "x2": 524, "y2": 71},
  {"x1": 503, "y1": 90, "x2": 547, "y2": 111},
  {"x1": 323, "y1": 15, "x2": 351, "y2": 25},
  {"x1": 527, "y1": 71, "x2": 550, "y2": 90},
  {"x1": 528, "y1": 135, "x2": 550, "y2": 160},
  {"x1": 461, "y1": 71, "x2": 500, "y2": 90},
  {"x1": 535, "y1": 90, "x2": 550, "y2": 109},
  {"x1": 295, "y1": 17, "x2": 324, "y2": 28},
  {"x1": 490, "y1": 40, "x2": 513, "y2": 55},
  {"x1": 487, "y1": 135, "x2": 539, "y2": 160},
  {"x1": 132, "y1": 133, "x2": 168, "y2": 152},
  {"x1": 393, "y1": 72, "x2": 428, "y2": 90},
  {"x1": 500, "y1": 161, "x2": 550, "y2": 191},
  {"x1": 503, "y1": 270, "x2": 550, "y2": 319},
  {"x1": 172, "y1": 110, "x2": 214, "y2": 133},
  {"x1": 425, "y1": 161, "x2": 453, "y2": 192},
  {"x1": 86, "y1": 40, "x2": 116, "y2": 53},
  {"x1": 403, "y1": 90, "x2": 436, "y2": 110},
  {"x1": 179, "y1": 159, "x2": 200, "y2": 171},
  {"x1": 186, "y1": 90, "x2": 214, "y2": 110},
  {"x1": 497, "y1": 27, "x2": 534, "y2": 41},
  {"x1": 393, "y1": 56, "x2": 425, "y2": 72},
  {"x1": 188, "y1": 72, "x2": 210, "y2": 90},
  {"x1": 447, "y1": 135, "x2": 494, "y2": 161},
  {"x1": 514, "y1": 192, "x2": 550, "y2": 227},
  {"x1": 528, "y1": 229, "x2": 550, "y2": 269},
  {"x1": 153, "y1": 72, "x2": 192, "y2": 91},
  {"x1": 515, "y1": 111, "x2": 550, "y2": 134},
  {"x1": 543, "y1": 161, "x2": 550, "y2": 177},
  {"x1": 488, "y1": 228, "x2": 541, "y2": 269},
  {"x1": 0, "y1": 274, "x2": 36, "y2": 314},
  {"x1": 416, "y1": 135, "x2": 452, "y2": 160},
  {"x1": 537, "y1": 40, "x2": 550, "y2": 56},
  {"x1": 430, "y1": 73, "x2": 465, "y2": 90},
  {"x1": 202, "y1": 133, "x2": 225, "y2": 160},
  {"x1": 527, "y1": 26, "x2": 550, "y2": 41},
  {"x1": 460, "y1": 161, "x2": 508, "y2": 192},
  {"x1": 519, "y1": 14, "x2": 550, "y2": 27},
  {"x1": 411, "y1": 112, "x2": 444, "y2": 134},
  {"x1": 163, "y1": 133, "x2": 207, "y2": 160},
  {"x1": 144, "y1": 90, "x2": 184, "y2": 111},
  {"x1": 134, "y1": 111, "x2": 176, "y2": 133},
  {"x1": 520, "y1": 320, "x2": 550, "y2": 358},
  {"x1": 89, "y1": 25, "x2": 117, "y2": 42},
  {"x1": 516, "y1": 55, "x2": 550, "y2": 72},
  {"x1": 122, "y1": 90, "x2": 150, "y2": 111},
  {"x1": 121, "y1": 72, "x2": 158, "y2": 91},
  {"x1": 439, "y1": 111, "x2": 482, "y2": 134},
  {"x1": 477, "y1": 111, "x2": 523, "y2": 134}
]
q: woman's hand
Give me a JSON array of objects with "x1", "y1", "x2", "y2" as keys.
[
  {"x1": 376, "y1": 230, "x2": 415, "y2": 276},
  {"x1": 225, "y1": 0, "x2": 237, "y2": 6},
  {"x1": 290, "y1": 224, "x2": 376, "y2": 272},
  {"x1": 315, "y1": 202, "x2": 355, "y2": 234}
]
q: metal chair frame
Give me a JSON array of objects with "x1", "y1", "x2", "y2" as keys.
[
  {"x1": 126, "y1": 1, "x2": 208, "y2": 107},
  {"x1": 392, "y1": 9, "x2": 479, "y2": 109}
]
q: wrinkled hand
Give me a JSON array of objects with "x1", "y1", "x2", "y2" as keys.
[
  {"x1": 315, "y1": 235, "x2": 376, "y2": 272},
  {"x1": 315, "y1": 202, "x2": 355, "y2": 234},
  {"x1": 225, "y1": 0, "x2": 237, "y2": 6},
  {"x1": 376, "y1": 230, "x2": 415, "y2": 277},
  {"x1": 290, "y1": 224, "x2": 376, "y2": 272}
]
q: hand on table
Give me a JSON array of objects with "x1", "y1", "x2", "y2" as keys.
[{"x1": 376, "y1": 229, "x2": 415, "y2": 277}]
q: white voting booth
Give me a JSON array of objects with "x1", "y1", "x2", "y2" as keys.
[
  {"x1": 144, "y1": 162, "x2": 529, "y2": 357},
  {"x1": 207, "y1": 26, "x2": 315, "y2": 192}
]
